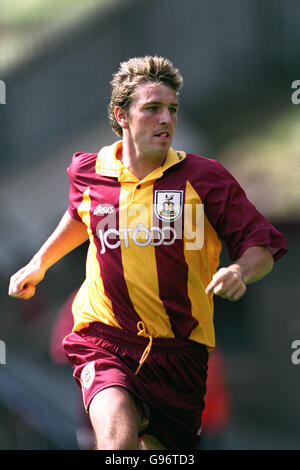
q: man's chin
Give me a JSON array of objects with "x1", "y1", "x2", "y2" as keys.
[
  {"x1": 137, "y1": 141, "x2": 172, "y2": 161},
  {"x1": 151, "y1": 141, "x2": 172, "y2": 155}
]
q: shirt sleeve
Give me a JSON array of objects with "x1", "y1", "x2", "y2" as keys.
[
  {"x1": 202, "y1": 160, "x2": 288, "y2": 262},
  {"x1": 67, "y1": 152, "x2": 97, "y2": 221}
]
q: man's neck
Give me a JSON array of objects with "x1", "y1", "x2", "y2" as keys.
[{"x1": 120, "y1": 140, "x2": 167, "y2": 181}]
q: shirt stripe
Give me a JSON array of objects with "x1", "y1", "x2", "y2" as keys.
[
  {"x1": 119, "y1": 181, "x2": 174, "y2": 337},
  {"x1": 184, "y1": 181, "x2": 221, "y2": 345},
  {"x1": 72, "y1": 187, "x2": 121, "y2": 331},
  {"x1": 88, "y1": 177, "x2": 142, "y2": 332},
  {"x1": 153, "y1": 175, "x2": 198, "y2": 338}
]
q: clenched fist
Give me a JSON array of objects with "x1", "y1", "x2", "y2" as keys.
[{"x1": 8, "y1": 260, "x2": 46, "y2": 300}]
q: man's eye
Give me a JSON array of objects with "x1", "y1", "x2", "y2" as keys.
[
  {"x1": 169, "y1": 107, "x2": 178, "y2": 114},
  {"x1": 147, "y1": 106, "x2": 157, "y2": 111}
]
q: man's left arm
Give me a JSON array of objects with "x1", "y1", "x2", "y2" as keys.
[{"x1": 205, "y1": 245, "x2": 274, "y2": 301}]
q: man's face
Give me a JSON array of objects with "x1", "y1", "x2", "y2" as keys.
[{"x1": 125, "y1": 81, "x2": 179, "y2": 158}]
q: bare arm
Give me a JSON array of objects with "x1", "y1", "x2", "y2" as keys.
[
  {"x1": 205, "y1": 245, "x2": 274, "y2": 301},
  {"x1": 8, "y1": 210, "x2": 88, "y2": 300}
]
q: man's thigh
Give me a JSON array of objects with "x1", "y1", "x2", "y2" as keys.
[{"x1": 89, "y1": 385, "x2": 142, "y2": 450}]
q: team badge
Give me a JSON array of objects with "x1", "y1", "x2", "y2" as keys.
[
  {"x1": 81, "y1": 361, "x2": 95, "y2": 390},
  {"x1": 154, "y1": 190, "x2": 183, "y2": 222}
]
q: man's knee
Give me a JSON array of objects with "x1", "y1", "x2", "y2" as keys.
[{"x1": 88, "y1": 386, "x2": 140, "y2": 450}]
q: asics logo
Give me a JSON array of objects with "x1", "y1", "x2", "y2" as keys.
[{"x1": 94, "y1": 204, "x2": 115, "y2": 216}]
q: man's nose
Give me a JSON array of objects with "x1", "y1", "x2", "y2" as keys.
[{"x1": 159, "y1": 107, "x2": 172, "y2": 124}]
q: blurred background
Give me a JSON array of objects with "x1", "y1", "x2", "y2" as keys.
[{"x1": 0, "y1": 0, "x2": 299, "y2": 450}]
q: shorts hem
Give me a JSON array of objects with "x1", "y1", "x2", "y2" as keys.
[{"x1": 84, "y1": 382, "x2": 137, "y2": 414}]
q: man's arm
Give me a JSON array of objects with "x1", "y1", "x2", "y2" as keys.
[
  {"x1": 8, "y1": 210, "x2": 88, "y2": 300},
  {"x1": 205, "y1": 245, "x2": 274, "y2": 301}
]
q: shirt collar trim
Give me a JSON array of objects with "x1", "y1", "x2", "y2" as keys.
[{"x1": 96, "y1": 140, "x2": 186, "y2": 179}]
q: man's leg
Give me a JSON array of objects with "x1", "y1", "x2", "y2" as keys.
[
  {"x1": 89, "y1": 385, "x2": 142, "y2": 450},
  {"x1": 88, "y1": 385, "x2": 166, "y2": 450}
]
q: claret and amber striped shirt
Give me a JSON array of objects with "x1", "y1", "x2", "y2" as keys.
[{"x1": 67, "y1": 140, "x2": 287, "y2": 348}]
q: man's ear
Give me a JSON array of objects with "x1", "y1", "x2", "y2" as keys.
[{"x1": 114, "y1": 106, "x2": 129, "y2": 131}]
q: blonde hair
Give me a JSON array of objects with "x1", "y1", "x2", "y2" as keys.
[{"x1": 108, "y1": 56, "x2": 183, "y2": 136}]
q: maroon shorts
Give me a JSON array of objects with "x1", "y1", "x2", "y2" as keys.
[{"x1": 63, "y1": 322, "x2": 208, "y2": 449}]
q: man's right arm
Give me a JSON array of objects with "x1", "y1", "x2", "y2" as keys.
[{"x1": 8, "y1": 210, "x2": 88, "y2": 300}]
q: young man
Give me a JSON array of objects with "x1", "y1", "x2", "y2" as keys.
[{"x1": 9, "y1": 56, "x2": 287, "y2": 450}]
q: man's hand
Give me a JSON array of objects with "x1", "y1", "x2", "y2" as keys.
[
  {"x1": 205, "y1": 246, "x2": 274, "y2": 302},
  {"x1": 8, "y1": 210, "x2": 88, "y2": 301},
  {"x1": 205, "y1": 266, "x2": 247, "y2": 301},
  {"x1": 9, "y1": 260, "x2": 46, "y2": 300}
]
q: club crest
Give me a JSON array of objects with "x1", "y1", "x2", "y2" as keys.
[
  {"x1": 154, "y1": 190, "x2": 183, "y2": 222},
  {"x1": 81, "y1": 360, "x2": 95, "y2": 390}
]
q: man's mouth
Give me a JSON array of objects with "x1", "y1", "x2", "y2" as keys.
[{"x1": 154, "y1": 131, "x2": 170, "y2": 139}]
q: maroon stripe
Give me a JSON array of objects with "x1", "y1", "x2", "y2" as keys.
[
  {"x1": 89, "y1": 177, "x2": 141, "y2": 332},
  {"x1": 153, "y1": 167, "x2": 198, "y2": 337}
]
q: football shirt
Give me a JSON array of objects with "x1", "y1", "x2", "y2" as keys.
[{"x1": 67, "y1": 140, "x2": 287, "y2": 348}]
